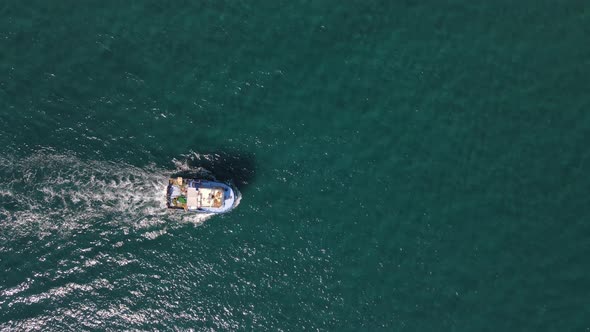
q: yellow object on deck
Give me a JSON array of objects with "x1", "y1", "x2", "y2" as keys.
[{"x1": 197, "y1": 187, "x2": 224, "y2": 208}]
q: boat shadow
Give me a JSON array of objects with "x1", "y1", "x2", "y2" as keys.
[{"x1": 170, "y1": 150, "x2": 256, "y2": 192}]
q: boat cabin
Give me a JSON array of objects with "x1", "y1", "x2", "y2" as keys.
[{"x1": 168, "y1": 177, "x2": 225, "y2": 211}]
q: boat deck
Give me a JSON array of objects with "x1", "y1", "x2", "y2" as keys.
[{"x1": 167, "y1": 177, "x2": 232, "y2": 212}]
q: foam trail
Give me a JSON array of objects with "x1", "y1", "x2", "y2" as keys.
[{"x1": 0, "y1": 151, "x2": 240, "y2": 240}]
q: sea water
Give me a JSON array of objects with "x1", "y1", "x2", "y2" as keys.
[{"x1": 1, "y1": 1, "x2": 589, "y2": 330}]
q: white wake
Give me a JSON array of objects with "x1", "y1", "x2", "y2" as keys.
[{"x1": 0, "y1": 150, "x2": 240, "y2": 240}]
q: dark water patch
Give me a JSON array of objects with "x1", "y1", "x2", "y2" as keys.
[{"x1": 170, "y1": 150, "x2": 256, "y2": 192}]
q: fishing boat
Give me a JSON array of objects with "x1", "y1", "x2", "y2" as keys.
[{"x1": 166, "y1": 177, "x2": 236, "y2": 213}]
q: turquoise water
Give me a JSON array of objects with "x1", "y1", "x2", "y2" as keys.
[{"x1": 1, "y1": 1, "x2": 589, "y2": 330}]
